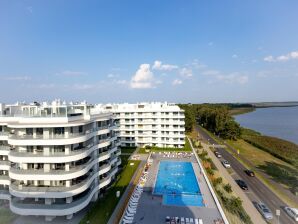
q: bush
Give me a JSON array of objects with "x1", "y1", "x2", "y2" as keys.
[
  {"x1": 198, "y1": 150, "x2": 208, "y2": 160},
  {"x1": 212, "y1": 177, "x2": 222, "y2": 187},
  {"x1": 145, "y1": 145, "x2": 151, "y2": 149},
  {"x1": 223, "y1": 183, "x2": 232, "y2": 193},
  {"x1": 206, "y1": 167, "x2": 214, "y2": 176}
]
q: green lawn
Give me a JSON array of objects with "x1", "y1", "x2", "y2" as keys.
[
  {"x1": 0, "y1": 205, "x2": 16, "y2": 224},
  {"x1": 138, "y1": 138, "x2": 192, "y2": 154},
  {"x1": 227, "y1": 139, "x2": 298, "y2": 198},
  {"x1": 80, "y1": 159, "x2": 141, "y2": 224},
  {"x1": 242, "y1": 134, "x2": 298, "y2": 168},
  {"x1": 120, "y1": 147, "x2": 137, "y2": 154}
]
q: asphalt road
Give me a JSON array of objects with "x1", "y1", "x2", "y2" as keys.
[{"x1": 196, "y1": 125, "x2": 296, "y2": 224}]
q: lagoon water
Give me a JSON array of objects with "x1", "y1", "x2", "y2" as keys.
[{"x1": 235, "y1": 106, "x2": 298, "y2": 144}]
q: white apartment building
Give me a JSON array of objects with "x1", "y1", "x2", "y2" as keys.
[
  {"x1": 0, "y1": 100, "x2": 121, "y2": 221},
  {"x1": 97, "y1": 102, "x2": 185, "y2": 148}
]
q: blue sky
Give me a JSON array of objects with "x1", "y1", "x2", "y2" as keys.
[{"x1": 0, "y1": 0, "x2": 298, "y2": 103}]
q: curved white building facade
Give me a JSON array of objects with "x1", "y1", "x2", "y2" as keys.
[{"x1": 0, "y1": 101, "x2": 121, "y2": 221}]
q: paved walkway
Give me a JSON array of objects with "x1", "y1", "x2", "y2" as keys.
[{"x1": 200, "y1": 142, "x2": 266, "y2": 224}]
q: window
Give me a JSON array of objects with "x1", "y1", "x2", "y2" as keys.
[
  {"x1": 26, "y1": 128, "x2": 33, "y2": 136},
  {"x1": 36, "y1": 128, "x2": 43, "y2": 135},
  {"x1": 54, "y1": 127, "x2": 64, "y2": 135},
  {"x1": 27, "y1": 146, "x2": 33, "y2": 152}
]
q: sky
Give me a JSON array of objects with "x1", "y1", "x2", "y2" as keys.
[{"x1": 0, "y1": 0, "x2": 298, "y2": 104}]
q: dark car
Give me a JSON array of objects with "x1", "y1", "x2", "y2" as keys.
[
  {"x1": 214, "y1": 151, "x2": 222, "y2": 158},
  {"x1": 236, "y1": 179, "x2": 248, "y2": 190},
  {"x1": 245, "y1": 170, "x2": 255, "y2": 177}
]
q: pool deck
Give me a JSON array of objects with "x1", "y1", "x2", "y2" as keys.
[{"x1": 132, "y1": 153, "x2": 222, "y2": 224}]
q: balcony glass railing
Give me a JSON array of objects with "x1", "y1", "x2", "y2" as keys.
[{"x1": 8, "y1": 125, "x2": 117, "y2": 140}]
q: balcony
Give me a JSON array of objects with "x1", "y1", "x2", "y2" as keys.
[
  {"x1": 7, "y1": 128, "x2": 113, "y2": 146},
  {"x1": 9, "y1": 156, "x2": 111, "y2": 181},
  {"x1": 0, "y1": 132, "x2": 8, "y2": 140},
  {"x1": 0, "y1": 161, "x2": 10, "y2": 170},
  {"x1": 9, "y1": 164, "x2": 116, "y2": 198},
  {"x1": 9, "y1": 167, "x2": 118, "y2": 217},
  {"x1": 0, "y1": 145, "x2": 10, "y2": 156},
  {"x1": 8, "y1": 141, "x2": 114, "y2": 163}
]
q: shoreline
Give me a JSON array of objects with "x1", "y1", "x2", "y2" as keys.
[{"x1": 232, "y1": 107, "x2": 298, "y2": 145}]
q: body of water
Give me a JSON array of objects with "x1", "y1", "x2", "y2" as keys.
[
  {"x1": 153, "y1": 161, "x2": 204, "y2": 206},
  {"x1": 235, "y1": 106, "x2": 298, "y2": 144}
]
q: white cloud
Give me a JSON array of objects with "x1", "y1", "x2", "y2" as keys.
[
  {"x1": 116, "y1": 80, "x2": 127, "y2": 85},
  {"x1": 107, "y1": 73, "x2": 115, "y2": 78},
  {"x1": 264, "y1": 55, "x2": 274, "y2": 62},
  {"x1": 56, "y1": 70, "x2": 86, "y2": 76},
  {"x1": 264, "y1": 51, "x2": 298, "y2": 62},
  {"x1": 191, "y1": 59, "x2": 206, "y2": 69},
  {"x1": 71, "y1": 84, "x2": 94, "y2": 90},
  {"x1": 3, "y1": 76, "x2": 31, "y2": 81},
  {"x1": 232, "y1": 54, "x2": 238, "y2": 58},
  {"x1": 130, "y1": 64, "x2": 156, "y2": 89},
  {"x1": 180, "y1": 68, "x2": 193, "y2": 78},
  {"x1": 38, "y1": 83, "x2": 56, "y2": 89},
  {"x1": 216, "y1": 73, "x2": 248, "y2": 84},
  {"x1": 208, "y1": 42, "x2": 214, "y2": 46},
  {"x1": 172, "y1": 79, "x2": 182, "y2": 85},
  {"x1": 152, "y1": 60, "x2": 178, "y2": 71}
]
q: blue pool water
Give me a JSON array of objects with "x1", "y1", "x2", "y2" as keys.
[{"x1": 153, "y1": 161, "x2": 204, "y2": 207}]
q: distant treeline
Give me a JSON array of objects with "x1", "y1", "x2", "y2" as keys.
[
  {"x1": 179, "y1": 104, "x2": 241, "y2": 140},
  {"x1": 179, "y1": 103, "x2": 298, "y2": 168}
]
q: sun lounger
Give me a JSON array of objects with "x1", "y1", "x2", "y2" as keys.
[
  {"x1": 128, "y1": 204, "x2": 137, "y2": 209},
  {"x1": 181, "y1": 217, "x2": 185, "y2": 224},
  {"x1": 129, "y1": 200, "x2": 138, "y2": 204},
  {"x1": 131, "y1": 195, "x2": 140, "y2": 200},
  {"x1": 190, "y1": 218, "x2": 194, "y2": 223},
  {"x1": 125, "y1": 211, "x2": 134, "y2": 217},
  {"x1": 186, "y1": 218, "x2": 190, "y2": 224},
  {"x1": 127, "y1": 207, "x2": 136, "y2": 214},
  {"x1": 165, "y1": 216, "x2": 171, "y2": 224},
  {"x1": 130, "y1": 196, "x2": 139, "y2": 201},
  {"x1": 129, "y1": 202, "x2": 138, "y2": 207},
  {"x1": 124, "y1": 215, "x2": 134, "y2": 220},
  {"x1": 123, "y1": 218, "x2": 134, "y2": 223},
  {"x1": 194, "y1": 219, "x2": 199, "y2": 224},
  {"x1": 199, "y1": 219, "x2": 203, "y2": 224}
]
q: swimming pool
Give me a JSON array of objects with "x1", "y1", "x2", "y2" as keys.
[{"x1": 153, "y1": 161, "x2": 204, "y2": 207}]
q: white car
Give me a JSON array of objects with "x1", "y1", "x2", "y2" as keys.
[
  {"x1": 284, "y1": 207, "x2": 298, "y2": 221},
  {"x1": 256, "y1": 202, "x2": 273, "y2": 220},
  {"x1": 222, "y1": 160, "x2": 231, "y2": 168}
]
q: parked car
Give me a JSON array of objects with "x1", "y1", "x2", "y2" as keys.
[
  {"x1": 256, "y1": 202, "x2": 273, "y2": 220},
  {"x1": 222, "y1": 160, "x2": 231, "y2": 168},
  {"x1": 214, "y1": 151, "x2": 222, "y2": 158},
  {"x1": 236, "y1": 179, "x2": 248, "y2": 190},
  {"x1": 244, "y1": 169, "x2": 255, "y2": 177},
  {"x1": 284, "y1": 207, "x2": 298, "y2": 221}
]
